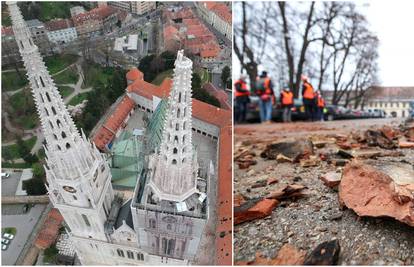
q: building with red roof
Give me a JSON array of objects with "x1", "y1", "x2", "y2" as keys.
[
  {"x1": 34, "y1": 209, "x2": 64, "y2": 250},
  {"x1": 92, "y1": 66, "x2": 232, "y2": 265},
  {"x1": 45, "y1": 19, "x2": 78, "y2": 44},
  {"x1": 195, "y1": 2, "x2": 232, "y2": 40},
  {"x1": 72, "y1": 5, "x2": 119, "y2": 37}
]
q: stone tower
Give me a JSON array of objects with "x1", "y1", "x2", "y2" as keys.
[
  {"x1": 148, "y1": 50, "x2": 199, "y2": 202},
  {"x1": 7, "y1": 1, "x2": 114, "y2": 242}
]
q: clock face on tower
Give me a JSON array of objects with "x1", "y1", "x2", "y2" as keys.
[{"x1": 63, "y1": 186, "x2": 77, "y2": 193}]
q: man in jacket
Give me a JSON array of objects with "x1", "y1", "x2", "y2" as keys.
[
  {"x1": 301, "y1": 75, "x2": 316, "y2": 121},
  {"x1": 234, "y1": 74, "x2": 250, "y2": 124},
  {"x1": 255, "y1": 71, "x2": 275, "y2": 124},
  {"x1": 315, "y1": 90, "x2": 326, "y2": 121},
  {"x1": 280, "y1": 85, "x2": 294, "y2": 122}
]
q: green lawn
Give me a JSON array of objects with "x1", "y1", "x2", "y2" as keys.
[
  {"x1": 151, "y1": 69, "x2": 174, "y2": 85},
  {"x1": 58, "y1": 86, "x2": 74, "y2": 98},
  {"x1": 1, "y1": 71, "x2": 29, "y2": 92},
  {"x1": 2, "y1": 227, "x2": 17, "y2": 235},
  {"x1": 9, "y1": 89, "x2": 39, "y2": 129},
  {"x1": 1, "y1": 162, "x2": 32, "y2": 169},
  {"x1": 53, "y1": 67, "x2": 79, "y2": 85},
  {"x1": 2, "y1": 136, "x2": 37, "y2": 160},
  {"x1": 68, "y1": 93, "x2": 88, "y2": 106},
  {"x1": 45, "y1": 54, "x2": 78, "y2": 74},
  {"x1": 82, "y1": 64, "x2": 115, "y2": 89}
]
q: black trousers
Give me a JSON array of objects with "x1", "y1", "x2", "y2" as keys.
[
  {"x1": 303, "y1": 98, "x2": 316, "y2": 121},
  {"x1": 235, "y1": 97, "x2": 249, "y2": 123}
]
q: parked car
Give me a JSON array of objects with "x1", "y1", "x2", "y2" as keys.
[
  {"x1": 1, "y1": 238, "x2": 10, "y2": 245},
  {"x1": 3, "y1": 233, "x2": 14, "y2": 240},
  {"x1": 1, "y1": 172, "x2": 10, "y2": 179},
  {"x1": 2, "y1": 244, "x2": 7, "y2": 251}
]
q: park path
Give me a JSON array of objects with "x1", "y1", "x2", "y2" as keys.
[{"x1": 2, "y1": 59, "x2": 92, "y2": 159}]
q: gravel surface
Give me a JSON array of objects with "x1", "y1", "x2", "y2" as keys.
[{"x1": 234, "y1": 119, "x2": 414, "y2": 265}]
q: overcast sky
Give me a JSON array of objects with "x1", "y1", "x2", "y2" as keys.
[
  {"x1": 364, "y1": 1, "x2": 414, "y2": 86},
  {"x1": 233, "y1": 1, "x2": 414, "y2": 87}
]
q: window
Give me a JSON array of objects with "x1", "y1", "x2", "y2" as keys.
[
  {"x1": 66, "y1": 143, "x2": 71, "y2": 149},
  {"x1": 149, "y1": 218, "x2": 156, "y2": 229},
  {"x1": 49, "y1": 121, "x2": 54, "y2": 129},
  {"x1": 136, "y1": 253, "x2": 144, "y2": 261},
  {"x1": 40, "y1": 77, "x2": 46, "y2": 88},
  {"x1": 117, "y1": 249, "x2": 125, "y2": 257},
  {"x1": 178, "y1": 92, "x2": 182, "y2": 102},
  {"x1": 177, "y1": 108, "x2": 180, "y2": 118},
  {"x1": 173, "y1": 148, "x2": 178, "y2": 154},
  {"x1": 82, "y1": 214, "x2": 91, "y2": 227},
  {"x1": 176, "y1": 123, "x2": 179, "y2": 131},
  {"x1": 61, "y1": 132, "x2": 67, "y2": 138},
  {"x1": 172, "y1": 159, "x2": 177, "y2": 165},
  {"x1": 56, "y1": 119, "x2": 62, "y2": 127},
  {"x1": 127, "y1": 250, "x2": 134, "y2": 259},
  {"x1": 73, "y1": 195, "x2": 77, "y2": 200}
]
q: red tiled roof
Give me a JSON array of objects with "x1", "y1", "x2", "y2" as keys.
[
  {"x1": 215, "y1": 125, "x2": 232, "y2": 265},
  {"x1": 211, "y1": 3, "x2": 232, "y2": 23},
  {"x1": 203, "y1": 83, "x2": 231, "y2": 110},
  {"x1": 45, "y1": 19, "x2": 74, "y2": 31},
  {"x1": 367, "y1": 86, "x2": 414, "y2": 100},
  {"x1": 126, "y1": 67, "x2": 143, "y2": 81},
  {"x1": 34, "y1": 209, "x2": 64, "y2": 250},
  {"x1": 93, "y1": 95, "x2": 135, "y2": 150},
  {"x1": 73, "y1": 5, "x2": 117, "y2": 25}
]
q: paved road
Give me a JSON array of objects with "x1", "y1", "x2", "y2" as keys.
[
  {"x1": 1, "y1": 204, "x2": 47, "y2": 265},
  {"x1": 1, "y1": 171, "x2": 22, "y2": 196}
]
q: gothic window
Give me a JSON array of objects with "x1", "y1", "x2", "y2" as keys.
[
  {"x1": 184, "y1": 108, "x2": 186, "y2": 117},
  {"x1": 53, "y1": 134, "x2": 58, "y2": 140},
  {"x1": 167, "y1": 224, "x2": 172, "y2": 230},
  {"x1": 182, "y1": 147, "x2": 186, "y2": 153},
  {"x1": 57, "y1": 119, "x2": 62, "y2": 128},
  {"x1": 66, "y1": 143, "x2": 71, "y2": 149},
  {"x1": 40, "y1": 77, "x2": 46, "y2": 88},
  {"x1": 82, "y1": 214, "x2": 91, "y2": 227},
  {"x1": 49, "y1": 121, "x2": 54, "y2": 129},
  {"x1": 182, "y1": 158, "x2": 185, "y2": 163},
  {"x1": 175, "y1": 123, "x2": 179, "y2": 131},
  {"x1": 73, "y1": 195, "x2": 77, "y2": 200},
  {"x1": 172, "y1": 159, "x2": 177, "y2": 165},
  {"x1": 178, "y1": 92, "x2": 182, "y2": 103},
  {"x1": 136, "y1": 253, "x2": 144, "y2": 261},
  {"x1": 127, "y1": 250, "x2": 134, "y2": 259},
  {"x1": 51, "y1": 106, "x2": 57, "y2": 115},
  {"x1": 100, "y1": 164, "x2": 105, "y2": 172},
  {"x1": 39, "y1": 93, "x2": 44, "y2": 102},
  {"x1": 44, "y1": 108, "x2": 49, "y2": 116},
  {"x1": 19, "y1": 40, "x2": 24, "y2": 49},
  {"x1": 174, "y1": 136, "x2": 178, "y2": 142},
  {"x1": 162, "y1": 238, "x2": 167, "y2": 254},
  {"x1": 149, "y1": 218, "x2": 156, "y2": 229},
  {"x1": 57, "y1": 145, "x2": 61, "y2": 150},
  {"x1": 167, "y1": 239, "x2": 175, "y2": 256},
  {"x1": 117, "y1": 249, "x2": 125, "y2": 257},
  {"x1": 183, "y1": 122, "x2": 186, "y2": 130},
  {"x1": 177, "y1": 108, "x2": 180, "y2": 118},
  {"x1": 183, "y1": 135, "x2": 185, "y2": 143},
  {"x1": 173, "y1": 148, "x2": 178, "y2": 154},
  {"x1": 61, "y1": 132, "x2": 67, "y2": 138}
]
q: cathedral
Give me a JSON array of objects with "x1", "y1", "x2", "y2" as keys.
[{"x1": 7, "y1": 2, "x2": 210, "y2": 265}]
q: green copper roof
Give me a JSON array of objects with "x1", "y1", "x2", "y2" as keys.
[{"x1": 109, "y1": 99, "x2": 168, "y2": 189}]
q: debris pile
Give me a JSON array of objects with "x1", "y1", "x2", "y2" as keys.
[{"x1": 234, "y1": 120, "x2": 414, "y2": 265}]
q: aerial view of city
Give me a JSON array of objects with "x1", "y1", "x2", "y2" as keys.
[{"x1": 1, "y1": 1, "x2": 232, "y2": 265}]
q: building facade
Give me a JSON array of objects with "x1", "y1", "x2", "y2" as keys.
[
  {"x1": 132, "y1": 2, "x2": 157, "y2": 15},
  {"x1": 45, "y1": 19, "x2": 78, "y2": 44},
  {"x1": 25, "y1": 19, "x2": 52, "y2": 54},
  {"x1": 195, "y1": 2, "x2": 232, "y2": 40},
  {"x1": 365, "y1": 86, "x2": 414, "y2": 118}
]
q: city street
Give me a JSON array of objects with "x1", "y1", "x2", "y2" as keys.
[
  {"x1": 1, "y1": 204, "x2": 47, "y2": 265},
  {"x1": 234, "y1": 118, "x2": 414, "y2": 265},
  {"x1": 1, "y1": 171, "x2": 21, "y2": 196}
]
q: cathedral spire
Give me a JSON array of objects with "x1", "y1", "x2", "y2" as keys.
[
  {"x1": 7, "y1": 1, "x2": 95, "y2": 179},
  {"x1": 149, "y1": 50, "x2": 198, "y2": 202}
]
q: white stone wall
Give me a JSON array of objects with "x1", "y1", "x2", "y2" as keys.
[{"x1": 367, "y1": 100, "x2": 412, "y2": 118}]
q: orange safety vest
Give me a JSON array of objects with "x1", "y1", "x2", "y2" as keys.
[
  {"x1": 317, "y1": 95, "x2": 325, "y2": 108},
  {"x1": 303, "y1": 82, "x2": 315, "y2": 100},
  {"x1": 281, "y1": 91, "x2": 293, "y2": 105},
  {"x1": 234, "y1": 79, "x2": 250, "y2": 97},
  {"x1": 257, "y1": 77, "x2": 272, "y2": 95}
]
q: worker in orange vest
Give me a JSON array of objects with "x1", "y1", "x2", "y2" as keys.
[
  {"x1": 234, "y1": 74, "x2": 250, "y2": 124},
  {"x1": 280, "y1": 85, "x2": 294, "y2": 122},
  {"x1": 301, "y1": 75, "x2": 316, "y2": 121},
  {"x1": 315, "y1": 90, "x2": 326, "y2": 121},
  {"x1": 255, "y1": 71, "x2": 275, "y2": 124}
]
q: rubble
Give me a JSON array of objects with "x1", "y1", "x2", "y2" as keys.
[
  {"x1": 235, "y1": 149, "x2": 257, "y2": 169},
  {"x1": 260, "y1": 140, "x2": 314, "y2": 162},
  {"x1": 364, "y1": 129, "x2": 396, "y2": 149},
  {"x1": 242, "y1": 244, "x2": 306, "y2": 265},
  {"x1": 266, "y1": 184, "x2": 307, "y2": 200},
  {"x1": 339, "y1": 162, "x2": 414, "y2": 227},
  {"x1": 303, "y1": 239, "x2": 341, "y2": 265},
  {"x1": 399, "y1": 139, "x2": 414, "y2": 149},
  {"x1": 234, "y1": 198, "x2": 279, "y2": 225},
  {"x1": 320, "y1": 171, "x2": 342, "y2": 188}
]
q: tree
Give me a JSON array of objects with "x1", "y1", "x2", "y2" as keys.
[
  {"x1": 2, "y1": 148, "x2": 14, "y2": 164},
  {"x1": 160, "y1": 51, "x2": 176, "y2": 70},
  {"x1": 32, "y1": 162, "x2": 45, "y2": 179},
  {"x1": 191, "y1": 73, "x2": 221, "y2": 108},
  {"x1": 221, "y1": 66, "x2": 231, "y2": 89},
  {"x1": 23, "y1": 177, "x2": 47, "y2": 195},
  {"x1": 138, "y1": 54, "x2": 156, "y2": 82}
]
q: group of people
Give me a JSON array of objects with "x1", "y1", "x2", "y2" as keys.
[{"x1": 234, "y1": 71, "x2": 326, "y2": 124}]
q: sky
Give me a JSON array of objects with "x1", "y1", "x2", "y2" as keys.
[
  {"x1": 233, "y1": 1, "x2": 414, "y2": 87},
  {"x1": 364, "y1": 1, "x2": 414, "y2": 86}
]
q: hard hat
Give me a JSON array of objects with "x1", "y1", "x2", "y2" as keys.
[{"x1": 301, "y1": 74, "x2": 308, "y2": 81}]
